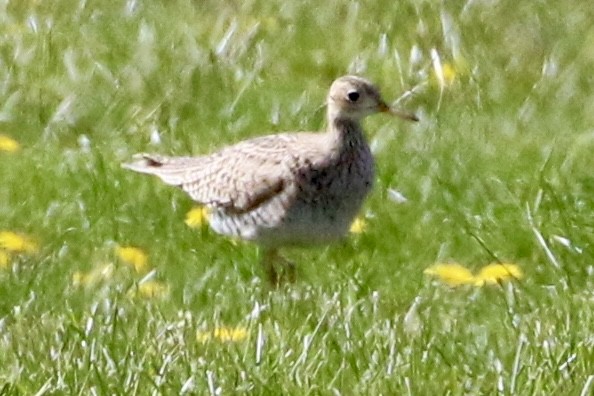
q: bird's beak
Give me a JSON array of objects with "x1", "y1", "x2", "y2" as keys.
[{"x1": 379, "y1": 101, "x2": 419, "y2": 122}]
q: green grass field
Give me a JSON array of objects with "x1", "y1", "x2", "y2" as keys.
[{"x1": 1, "y1": 0, "x2": 593, "y2": 394}]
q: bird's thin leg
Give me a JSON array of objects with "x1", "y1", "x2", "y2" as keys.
[
  {"x1": 262, "y1": 249, "x2": 297, "y2": 286},
  {"x1": 262, "y1": 248, "x2": 280, "y2": 286},
  {"x1": 281, "y1": 256, "x2": 297, "y2": 283}
]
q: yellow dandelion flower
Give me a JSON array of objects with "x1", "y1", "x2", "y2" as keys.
[
  {"x1": 430, "y1": 48, "x2": 467, "y2": 89},
  {"x1": 442, "y1": 63, "x2": 457, "y2": 85},
  {"x1": 116, "y1": 246, "x2": 149, "y2": 273},
  {"x1": 0, "y1": 231, "x2": 38, "y2": 254},
  {"x1": 72, "y1": 263, "x2": 115, "y2": 287},
  {"x1": 0, "y1": 250, "x2": 10, "y2": 269},
  {"x1": 136, "y1": 280, "x2": 169, "y2": 299},
  {"x1": 197, "y1": 326, "x2": 249, "y2": 343},
  {"x1": 214, "y1": 326, "x2": 248, "y2": 342},
  {"x1": 196, "y1": 330, "x2": 211, "y2": 343},
  {"x1": 474, "y1": 263, "x2": 523, "y2": 286},
  {"x1": 431, "y1": 62, "x2": 458, "y2": 88},
  {"x1": 0, "y1": 134, "x2": 20, "y2": 152},
  {"x1": 72, "y1": 271, "x2": 88, "y2": 286},
  {"x1": 185, "y1": 206, "x2": 210, "y2": 228},
  {"x1": 424, "y1": 263, "x2": 475, "y2": 287},
  {"x1": 349, "y1": 216, "x2": 368, "y2": 234}
]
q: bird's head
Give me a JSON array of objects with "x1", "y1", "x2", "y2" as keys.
[{"x1": 327, "y1": 75, "x2": 418, "y2": 122}]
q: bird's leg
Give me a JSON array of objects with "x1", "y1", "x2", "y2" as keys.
[
  {"x1": 262, "y1": 249, "x2": 280, "y2": 286},
  {"x1": 284, "y1": 258, "x2": 297, "y2": 283},
  {"x1": 262, "y1": 249, "x2": 297, "y2": 286}
]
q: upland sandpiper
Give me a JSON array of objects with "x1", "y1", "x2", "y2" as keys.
[{"x1": 123, "y1": 76, "x2": 417, "y2": 285}]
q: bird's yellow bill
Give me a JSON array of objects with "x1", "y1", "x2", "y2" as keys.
[{"x1": 379, "y1": 101, "x2": 419, "y2": 122}]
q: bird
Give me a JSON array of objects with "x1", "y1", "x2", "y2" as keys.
[{"x1": 123, "y1": 75, "x2": 417, "y2": 285}]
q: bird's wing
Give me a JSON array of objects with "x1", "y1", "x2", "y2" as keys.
[{"x1": 122, "y1": 134, "x2": 303, "y2": 213}]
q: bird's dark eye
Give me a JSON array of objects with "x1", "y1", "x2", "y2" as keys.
[{"x1": 347, "y1": 91, "x2": 360, "y2": 102}]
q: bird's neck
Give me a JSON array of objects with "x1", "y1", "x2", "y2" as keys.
[{"x1": 326, "y1": 115, "x2": 366, "y2": 152}]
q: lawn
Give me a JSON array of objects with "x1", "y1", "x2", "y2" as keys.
[{"x1": 0, "y1": 0, "x2": 593, "y2": 394}]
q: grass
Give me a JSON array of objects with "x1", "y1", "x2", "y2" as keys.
[{"x1": 1, "y1": 0, "x2": 593, "y2": 394}]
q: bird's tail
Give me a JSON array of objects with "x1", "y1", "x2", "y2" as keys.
[{"x1": 122, "y1": 153, "x2": 205, "y2": 186}]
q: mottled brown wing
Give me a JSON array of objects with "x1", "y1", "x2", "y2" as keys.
[{"x1": 122, "y1": 134, "x2": 299, "y2": 213}]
